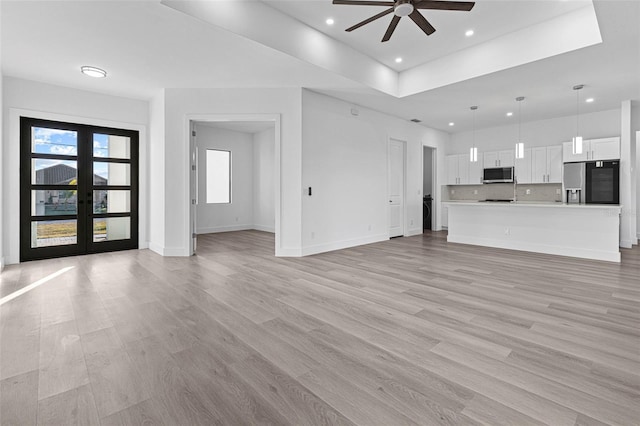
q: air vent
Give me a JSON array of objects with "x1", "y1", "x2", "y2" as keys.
[{"x1": 410, "y1": 118, "x2": 422, "y2": 123}]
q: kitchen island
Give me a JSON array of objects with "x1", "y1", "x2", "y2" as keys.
[{"x1": 443, "y1": 201, "x2": 622, "y2": 262}]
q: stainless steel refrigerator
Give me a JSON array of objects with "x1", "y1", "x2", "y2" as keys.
[{"x1": 563, "y1": 162, "x2": 585, "y2": 204}]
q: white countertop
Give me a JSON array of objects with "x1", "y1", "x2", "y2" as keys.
[{"x1": 443, "y1": 200, "x2": 621, "y2": 210}]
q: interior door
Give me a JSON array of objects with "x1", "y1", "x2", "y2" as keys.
[
  {"x1": 20, "y1": 117, "x2": 138, "y2": 261},
  {"x1": 388, "y1": 139, "x2": 405, "y2": 238}
]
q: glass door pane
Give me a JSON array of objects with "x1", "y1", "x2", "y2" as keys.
[{"x1": 88, "y1": 128, "x2": 138, "y2": 251}]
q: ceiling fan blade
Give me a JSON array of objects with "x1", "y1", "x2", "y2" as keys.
[
  {"x1": 414, "y1": 1, "x2": 475, "y2": 11},
  {"x1": 409, "y1": 10, "x2": 436, "y2": 35},
  {"x1": 346, "y1": 7, "x2": 394, "y2": 32},
  {"x1": 333, "y1": 0, "x2": 395, "y2": 6},
  {"x1": 381, "y1": 15, "x2": 401, "y2": 42}
]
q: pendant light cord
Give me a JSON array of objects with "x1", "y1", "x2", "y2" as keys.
[
  {"x1": 576, "y1": 87, "x2": 579, "y2": 136},
  {"x1": 573, "y1": 84, "x2": 583, "y2": 138},
  {"x1": 515, "y1": 96, "x2": 524, "y2": 158}
]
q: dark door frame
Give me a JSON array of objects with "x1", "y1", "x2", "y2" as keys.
[{"x1": 20, "y1": 117, "x2": 139, "y2": 261}]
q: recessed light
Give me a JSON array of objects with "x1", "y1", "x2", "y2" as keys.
[
  {"x1": 80, "y1": 66, "x2": 107, "y2": 78},
  {"x1": 395, "y1": 57, "x2": 403, "y2": 63},
  {"x1": 506, "y1": 112, "x2": 513, "y2": 117},
  {"x1": 326, "y1": 18, "x2": 334, "y2": 25},
  {"x1": 465, "y1": 29, "x2": 474, "y2": 37},
  {"x1": 585, "y1": 98, "x2": 594, "y2": 103},
  {"x1": 449, "y1": 122, "x2": 455, "y2": 126}
]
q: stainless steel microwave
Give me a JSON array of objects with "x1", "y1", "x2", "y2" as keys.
[{"x1": 483, "y1": 167, "x2": 514, "y2": 183}]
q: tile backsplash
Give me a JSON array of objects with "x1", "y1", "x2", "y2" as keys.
[{"x1": 443, "y1": 183, "x2": 562, "y2": 202}]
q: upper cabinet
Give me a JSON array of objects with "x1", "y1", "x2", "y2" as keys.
[
  {"x1": 446, "y1": 153, "x2": 483, "y2": 185},
  {"x1": 483, "y1": 149, "x2": 514, "y2": 168},
  {"x1": 468, "y1": 156, "x2": 484, "y2": 185},
  {"x1": 532, "y1": 145, "x2": 562, "y2": 183},
  {"x1": 562, "y1": 137, "x2": 620, "y2": 162},
  {"x1": 515, "y1": 148, "x2": 532, "y2": 184},
  {"x1": 446, "y1": 154, "x2": 468, "y2": 185},
  {"x1": 590, "y1": 138, "x2": 620, "y2": 161}
]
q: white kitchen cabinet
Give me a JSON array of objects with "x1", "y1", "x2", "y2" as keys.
[
  {"x1": 446, "y1": 154, "x2": 470, "y2": 185},
  {"x1": 532, "y1": 145, "x2": 562, "y2": 183},
  {"x1": 446, "y1": 155, "x2": 458, "y2": 185},
  {"x1": 547, "y1": 145, "x2": 562, "y2": 182},
  {"x1": 590, "y1": 137, "x2": 620, "y2": 160},
  {"x1": 483, "y1": 149, "x2": 515, "y2": 168},
  {"x1": 562, "y1": 141, "x2": 588, "y2": 162},
  {"x1": 442, "y1": 204, "x2": 448, "y2": 228},
  {"x1": 562, "y1": 137, "x2": 620, "y2": 162},
  {"x1": 515, "y1": 148, "x2": 532, "y2": 184},
  {"x1": 468, "y1": 156, "x2": 484, "y2": 184}
]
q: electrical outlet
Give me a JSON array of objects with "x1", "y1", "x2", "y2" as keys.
[
  {"x1": 473, "y1": 189, "x2": 478, "y2": 195},
  {"x1": 525, "y1": 189, "x2": 531, "y2": 195},
  {"x1": 410, "y1": 219, "x2": 414, "y2": 226},
  {"x1": 451, "y1": 189, "x2": 455, "y2": 195},
  {"x1": 504, "y1": 227, "x2": 510, "y2": 235},
  {"x1": 556, "y1": 188, "x2": 561, "y2": 195}
]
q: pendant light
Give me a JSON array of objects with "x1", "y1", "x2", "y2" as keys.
[
  {"x1": 515, "y1": 96, "x2": 525, "y2": 159},
  {"x1": 469, "y1": 105, "x2": 478, "y2": 162},
  {"x1": 572, "y1": 84, "x2": 584, "y2": 155}
]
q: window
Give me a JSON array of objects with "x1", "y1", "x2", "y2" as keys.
[{"x1": 206, "y1": 149, "x2": 231, "y2": 203}]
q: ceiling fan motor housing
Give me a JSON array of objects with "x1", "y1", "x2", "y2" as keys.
[{"x1": 394, "y1": 0, "x2": 414, "y2": 16}]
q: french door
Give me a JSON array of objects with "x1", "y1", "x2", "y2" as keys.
[{"x1": 20, "y1": 117, "x2": 138, "y2": 261}]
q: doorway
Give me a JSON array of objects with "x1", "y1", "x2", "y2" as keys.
[
  {"x1": 188, "y1": 116, "x2": 279, "y2": 255},
  {"x1": 20, "y1": 117, "x2": 139, "y2": 261},
  {"x1": 388, "y1": 138, "x2": 406, "y2": 238},
  {"x1": 423, "y1": 146, "x2": 435, "y2": 231}
]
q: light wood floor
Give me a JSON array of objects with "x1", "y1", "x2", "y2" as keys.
[{"x1": 1, "y1": 231, "x2": 639, "y2": 425}]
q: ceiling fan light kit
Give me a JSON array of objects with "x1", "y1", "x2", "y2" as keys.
[{"x1": 333, "y1": 0, "x2": 475, "y2": 42}]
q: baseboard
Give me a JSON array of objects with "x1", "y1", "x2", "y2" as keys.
[
  {"x1": 619, "y1": 239, "x2": 633, "y2": 249},
  {"x1": 138, "y1": 242, "x2": 149, "y2": 249},
  {"x1": 301, "y1": 233, "x2": 388, "y2": 256},
  {"x1": 406, "y1": 228, "x2": 424, "y2": 237},
  {"x1": 197, "y1": 224, "x2": 253, "y2": 234},
  {"x1": 276, "y1": 247, "x2": 303, "y2": 257},
  {"x1": 148, "y1": 243, "x2": 189, "y2": 257},
  {"x1": 148, "y1": 242, "x2": 164, "y2": 256},
  {"x1": 163, "y1": 247, "x2": 190, "y2": 256},
  {"x1": 0, "y1": 257, "x2": 4, "y2": 271},
  {"x1": 253, "y1": 224, "x2": 275, "y2": 233}
]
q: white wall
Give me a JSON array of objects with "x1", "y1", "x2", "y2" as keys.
[
  {"x1": 149, "y1": 91, "x2": 165, "y2": 254},
  {"x1": 448, "y1": 108, "x2": 621, "y2": 155},
  {"x1": 632, "y1": 101, "x2": 639, "y2": 242},
  {"x1": 195, "y1": 124, "x2": 254, "y2": 233},
  {"x1": 0, "y1": 6, "x2": 3, "y2": 268},
  {"x1": 620, "y1": 100, "x2": 637, "y2": 248},
  {"x1": 300, "y1": 90, "x2": 449, "y2": 255},
  {"x1": 160, "y1": 88, "x2": 301, "y2": 256},
  {"x1": 253, "y1": 128, "x2": 275, "y2": 232},
  {"x1": 2, "y1": 77, "x2": 149, "y2": 264}
]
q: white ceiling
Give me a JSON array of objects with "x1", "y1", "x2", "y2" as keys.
[
  {"x1": 1, "y1": 0, "x2": 638, "y2": 134},
  {"x1": 265, "y1": 0, "x2": 589, "y2": 71}
]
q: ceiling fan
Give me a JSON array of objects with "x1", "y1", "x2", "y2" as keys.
[{"x1": 333, "y1": 0, "x2": 475, "y2": 42}]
